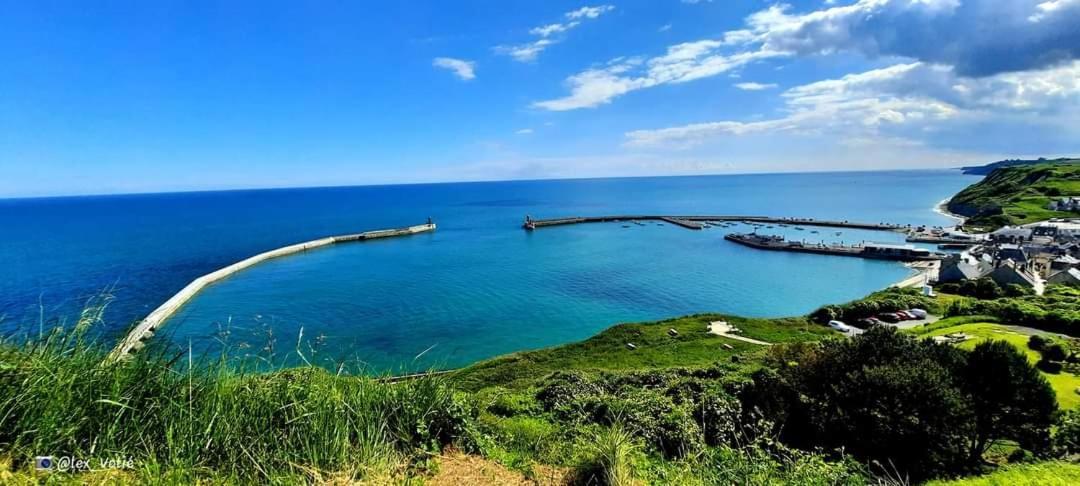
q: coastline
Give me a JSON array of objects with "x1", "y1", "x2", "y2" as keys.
[{"x1": 934, "y1": 198, "x2": 967, "y2": 225}]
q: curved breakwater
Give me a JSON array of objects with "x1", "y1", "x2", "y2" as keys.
[{"x1": 108, "y1": 222, "x2": 436, "y2": 360}]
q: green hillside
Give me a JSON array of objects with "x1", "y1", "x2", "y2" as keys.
[
  {"x1": 960, "y1": 157, "x2": 1080, "y2": 175},
  {"x1": 947, "y1": 160, "x2": 1080, "y2": 230}
]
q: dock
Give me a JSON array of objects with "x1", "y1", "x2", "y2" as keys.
[
  {"x1": 523, "y1": 215, "x2": 907, "y2": 232},
  {"x1": 107, "y1": 221, "x2": 437, "y2": 361},
  {"x1": 724, "y1": 233, "x2": 945, "y2": 262}
]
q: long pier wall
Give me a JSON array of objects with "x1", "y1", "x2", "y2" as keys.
[
  {"x1": 108, "y1": 222, "x2": 436, "y2": 361},
  {"x1": 525, "y1": 215, "x2": 907, "y2": 232}
]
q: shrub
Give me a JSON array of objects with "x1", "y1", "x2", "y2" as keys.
[
  {"x1": 1038, "y1": 359, "x2": 1064, "y2": 374},
  {"x1": 1043, "y1": 342, "x2": 1069, "y2": 362},
  {"x1": 580, "y1": 425, "x2": 641, "y2": 486},
  {"x1": 1054, "y1": 409, "x2": 1080, "y2": 455}
]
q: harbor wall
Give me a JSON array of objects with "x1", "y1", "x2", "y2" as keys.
[
  {"x1": 525, "y1": 215, "x2": 907, "y2": 232},
  {"x1": 108, "y1": 223, "x2": 436, "y2": 361}
]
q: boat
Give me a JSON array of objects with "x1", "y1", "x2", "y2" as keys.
[{"x1": 795, "y1": 227, "x2": 804, "y2": 231}]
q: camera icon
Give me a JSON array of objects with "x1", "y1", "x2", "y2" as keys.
[{"x1": 35, "y1": 456, "x2": 54, "y2": 471}]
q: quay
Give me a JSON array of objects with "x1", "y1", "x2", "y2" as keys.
[
  {"x1": 523, "y1": 215, "x2": 907, "y2": 232},
  {"x1": 107, "y1": 221, "x2": 437, "y2": 361},
  {"x1": 724, "y1": 233, "x2": 945, "y2": 262}
]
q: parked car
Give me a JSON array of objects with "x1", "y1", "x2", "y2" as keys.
[
  {"x1": 828, "y1": 320, "x2": 853, "y2": 333},
  {"x1": 855, "y1": 318, "x2": 876, "y2": 329},
  {"x1": 878, "y1": 313, "x2": 901, "y2": 323},
  {"x1": 896, "y1": 311, "x2": 915, "y2": 320},
  {"x1": 909, "y1": 308, "x2": 928, "y2": 319}
]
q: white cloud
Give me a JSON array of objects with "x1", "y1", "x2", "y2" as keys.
[
  {"x1": 495, "y1": 39, "x2": 556, "y2": 63},
  {"x1": 734, "y1": 82, "x2": 778, "y2": 90},
  {"x1": 534, "y1": 46, "x2": 784, "y2": 110},
  {"x1": 658, "y1": 23, "x2": 672, "y2": 32},
  {"x1": 432, "y1": 57, "x2": 476, "y2": 81},
  {"x1": 1029, "y1": 0, "x2": 1080, "y2": 22},
  {"x1": 530, "y1": 21, "x2": 580, "y2": 37},
  {"x1": 515, "y1": 128, "x2": 534, "y2": 135},
  {"x1": 740, "y1": 0, "x2": 1080, "y2": 76},
  {"x1": 536, "y1": 0, "x2": 1080, "y2": 110},
  {"x1": 625, "y1": 60, "x2": 1080, "y2": 148},
  {"x1": 566, "y1": 5, "x2": 615, "y2": 20},
  {"x1": 497, "y1": 5, "x2": 615, "y2": 63}
]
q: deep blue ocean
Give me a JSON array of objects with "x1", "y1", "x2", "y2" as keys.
[{"x1": 0, "y1": 170, "x2": 979, "y2": 372}]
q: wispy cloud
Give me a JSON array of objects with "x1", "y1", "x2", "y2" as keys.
[
  {"x1": 432, "y1": 57, "x2": 476, "y2": 81},
  {"x1": 566, "y1": 5, "x2": 615, "y2": 19},
  {"x1": 734, "y1": 82, "x2": 777, "y2": 91},
  {"x1": 533, "y1": 45, "x2": 783, "y2": 110},
  {"x1": 496, "y1": 5, "x2": 615, "y2": 63},
  {"x1": 515, "y1": 128, "x2": 534, "y2": 135}
]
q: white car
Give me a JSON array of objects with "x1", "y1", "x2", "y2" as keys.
[
  {"x1": 828, "y1": 320, "x2": 853, "y2": 333},
  {"x1": 908, "y1": 308, "x2": 928, "y2": 319}
]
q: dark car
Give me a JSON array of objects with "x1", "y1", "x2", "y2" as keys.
[
  {"x1": 877, "y1": 313, "x2": 901, "y2": 323},
  {"x1": 855, "y1": 318, "x2": 877, "y2": 328}
]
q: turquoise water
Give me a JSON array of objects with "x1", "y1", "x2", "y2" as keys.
[{"x1": 0, "y1": 171, "x2": 979, "y2": 372}]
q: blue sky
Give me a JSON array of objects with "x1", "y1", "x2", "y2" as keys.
[{"x1": 1, "y1": 0, "x2": 1078, "y2": 197}]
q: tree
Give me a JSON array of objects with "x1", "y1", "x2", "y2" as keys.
[
  {"x1": 749, "y1": 328, "x2": 1060, "y2": 479},
  {"x1": 752, "y1": 327, "x2": 973, "y2": 478},
  {"x1": 961, "y1": 340, "x2": 1057, "y2": 461}
]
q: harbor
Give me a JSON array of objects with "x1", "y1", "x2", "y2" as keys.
[{"x1": 522, "y1": 213, "x2": 949, "y2": 263}]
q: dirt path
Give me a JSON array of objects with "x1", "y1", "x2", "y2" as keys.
[{"x1": 708, "y1": 321, "x2": 772, "y2": 346}]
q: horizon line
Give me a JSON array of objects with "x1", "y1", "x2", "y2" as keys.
[{"x1": 0, "y1": 166, "x2": 970, "y2": 202}]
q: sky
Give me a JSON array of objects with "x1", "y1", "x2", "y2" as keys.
[{"x1": 1, "y1": 0, "x2": 1079, "y2": 197}]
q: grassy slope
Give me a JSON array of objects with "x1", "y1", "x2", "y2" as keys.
[
  {"x1": 452, "y1": 314, "x2": 833, "y2": 391},
  {"x1": 926, "y1": 461, "x2": 1080, "y2": 486},
  {"x1": 946, "y1": 160, "x2": 1080, "y2": 229},
  {"x1": 908, "y1": 321, "x2": 1080, "y2": 409}
]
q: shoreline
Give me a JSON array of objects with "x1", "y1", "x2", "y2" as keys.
[{"x1": 934, "y1": 198, "x2": 967, "y2": 226}]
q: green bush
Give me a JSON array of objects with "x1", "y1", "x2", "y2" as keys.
[
  {"x1": 1054, "y1": 409, "x2": 1080, "y2": 455},
  {"x1": 945, "y1": 286, "x2": 1080, "y2": 336},
  {"x1": 1038, "y1": 359, "x2": 1064, "y2": 374},
  {"x1": 811, "y1": 287, "x2": 937, "y2": 324},
  {"x1": 1043, "y1": 342, "x2": 1069, "y2": 362}
]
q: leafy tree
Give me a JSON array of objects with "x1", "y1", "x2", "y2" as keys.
[
  {"x1": 747, "y1": 328, "x2": 1059, "y2": 479},
  {"x1": 961, "y1": 341, "x2": 1057, "y2": 461},
  {"x1": 749, "y1": 327, "x2": 972, "y2": 478}
]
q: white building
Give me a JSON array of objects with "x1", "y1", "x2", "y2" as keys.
[{"x1": 1048, "y1": 197, "x2": 1080, "y2": 212}]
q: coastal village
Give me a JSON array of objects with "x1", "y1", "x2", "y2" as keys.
[{"x1": 934, "y1": 219, "x2": 1080, "y2": 293}]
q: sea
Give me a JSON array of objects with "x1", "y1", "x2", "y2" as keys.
[{"x1": 0, "y1": 170, "x2": 980, "y2": 372}]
